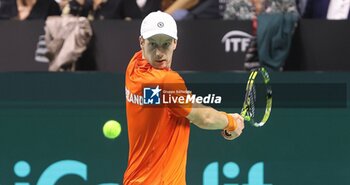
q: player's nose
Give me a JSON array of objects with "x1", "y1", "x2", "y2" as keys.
[{"x1": 155, "y1": 48, "x2": 164, "y2": 59}]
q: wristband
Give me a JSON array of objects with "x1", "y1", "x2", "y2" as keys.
[{"x1": 221, "y1": 112, "x2": 237, "y2": 132}]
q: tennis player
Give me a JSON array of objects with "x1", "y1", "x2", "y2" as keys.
[{"x1": 123, "y1": 11, "x2": 244, "y2": 185}]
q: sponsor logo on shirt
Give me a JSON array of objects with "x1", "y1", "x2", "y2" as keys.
[
  {"x1": 125, "y1": 86, "x2": 222, "y2": 106},
  {"x1": 143, "y1": 85, "x2": 162, "y2": 105}
]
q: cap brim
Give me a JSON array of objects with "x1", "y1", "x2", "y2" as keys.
[{"x1": 142, "y1": 30, "x2": 177, "y2": 40}]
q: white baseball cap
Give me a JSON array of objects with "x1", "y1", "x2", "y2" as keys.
[{"x1": 140, "y1": 11, "x2": 178, "y2": 40}]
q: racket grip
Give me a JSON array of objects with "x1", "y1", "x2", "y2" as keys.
[
  {"x1": 243, "y1": 115, "x2": 251, "y2": 122},
  {"x1": 221, "y1": 130, "x2": 235, "y2": 140},
  {"x1": 222, "y1": 130, "x2": 232, "y2": 137}
]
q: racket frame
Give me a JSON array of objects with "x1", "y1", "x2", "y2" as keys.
[{"x1": 241, "y1": 67, "x2": 272, "y2": 127}]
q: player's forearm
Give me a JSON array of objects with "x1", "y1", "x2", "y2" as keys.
[
  {"x1": 164, "y1": 0, "x2": 199, "y2": 15},
  {"x1": 187, "y1": 103, "x2": 229, "y2": 130}
]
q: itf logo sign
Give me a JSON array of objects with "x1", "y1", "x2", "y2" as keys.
[
  {"x1": 143, "y1": 85, "x2": 161, "y2": 105},
  {"x1": 203, "y1": 161, "x2": 272, "y2": 185},
  {"x1": 221, "y1": 30, "x2": 253, "y2": 53}
]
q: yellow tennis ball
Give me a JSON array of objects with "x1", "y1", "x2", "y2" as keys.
[{"x1": 103, "y1": 120, "x2": 121, "y2": 139}]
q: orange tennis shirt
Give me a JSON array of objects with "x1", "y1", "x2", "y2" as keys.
[{"x1": 123, "y1": 51, "x2": 192, "y2": 185}]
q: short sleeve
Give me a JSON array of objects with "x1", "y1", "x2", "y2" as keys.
[{"x1": 163, "y1": 71, "x2": 192, "y2": 117}]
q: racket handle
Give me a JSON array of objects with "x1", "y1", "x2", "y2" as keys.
[
  {"x1": 243, "y1": 115, "x2": 251, "y2": 122},
  {"x1": 221, "y1": 130, "x2": 236, "y2": 141},
  {"x1": 223, "y1": 130, "x2": 232, "y2": 136}
]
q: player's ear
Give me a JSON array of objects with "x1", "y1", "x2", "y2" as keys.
[
  {"x1": 139, "y1": 36, "x2": 145, "y2": 49},
  {"x1": 173, "y1": 39, "x2": 177, "y2": 50}
]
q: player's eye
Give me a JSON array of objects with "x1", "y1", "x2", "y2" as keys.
[
  {"x1": 150, "y1": 42, "x2": 157, "y2": 48},
  {"x1": 162, "y1": 42, "x2": 170, "y2": 48}
]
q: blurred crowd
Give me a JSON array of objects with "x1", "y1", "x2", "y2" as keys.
[
  {"x1": 0, "y1": 0, "x2": 348, "y2": 71},
  {"x1": 0, "y1": 0, "x2": 349, "y2": 21}
]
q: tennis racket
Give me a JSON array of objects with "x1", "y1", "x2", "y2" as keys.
[
  {"x1": 241, "y1": 67, "x2": 272, "y2": 127},
  {"x1": 222, "y1": 67, "x2": 272, "y2": 139}
]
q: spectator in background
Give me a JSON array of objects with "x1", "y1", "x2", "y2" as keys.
[
  {"x1": 223, "y1": 0, "x2": 256, "y2": 20},
  {"x1": 123, "y1": 0, "x2": 200, "y2": 20},
  {"x1": 44, "y1": 14, "x2": 93, "y2": 71},
  {"x1": 1, "y1": 0, "x2": 61, "y2": 20},
  {"x1": 89, "y1": 0, "x2": 125, "y2": 20},
  {"x1": 42, "y1": 0, "x2": 93, "y2": 71},
  {"x1": 179, "y1": 0, "x2": 222, "y2": 19},
  {"x1": 223, "y1": 0, "x2": 299, "y2": 71},
  {"x1": 60, "y1": 0, "x2": 90, "y2": 17},
  {"x1": 121, "y1": 0, "x2": 161, "y2": 19},
  {"x1": 302, "y1": 0, "x2": 350, "y2": 19},
  {"x1": 303, "y1": 0, "x2": 329, "y2": 18},
  {"x1": 264, "y1": 0, "x2": 299, "y2": 15},
  {"x1": 59, "y1": 0, "x2": 127, "y2": 20},
  {"x1": 162, "y1": 0, "x2": 199, "y2": 20},
  {"x1": 326, "y1": 0, "x2": 350, "y2": 19},
  {"x1": 58, "y1": 0, "x2": 148, "y2": 20},
  {"x1": 58, "y1": 0, "x2": 200, "y2": 20},
  {"x1": 57, "y1": 0, "x2": 200, "y2": 20},
  {"x1": 223, "y1": 0, "x2": 298, "y2": 20}
]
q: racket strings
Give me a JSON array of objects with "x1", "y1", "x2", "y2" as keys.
[{"x1": 248, "y1": 84, "x2": 256, "y2": 118}]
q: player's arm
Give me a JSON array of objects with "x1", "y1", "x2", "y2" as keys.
[
  {"x1": 186, "y1": 103, "x2": 244, "y2": 140},
  {"x1": 163, "y1": 71, "x2": 244, "y2": 139}
]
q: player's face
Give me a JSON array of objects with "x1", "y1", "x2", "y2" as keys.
[{"x1": 140, "y1": 34, "x2": 177, "y2": 69}]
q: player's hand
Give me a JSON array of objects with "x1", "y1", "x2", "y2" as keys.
[{"x1": 222, "y1": 113, "x2": 244, "y2": 140}]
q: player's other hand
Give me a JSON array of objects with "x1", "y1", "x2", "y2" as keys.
[{"x1": 222, "y1": 113, "x2": 244, "y2": 140}]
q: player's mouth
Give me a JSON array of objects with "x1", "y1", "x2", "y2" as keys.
[{"x1": 155, "y1": 60, "x2": 166, "y2": 63}]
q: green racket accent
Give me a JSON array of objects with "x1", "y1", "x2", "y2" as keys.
[{"x1": 241, "y1": 67, "x2": 272, "y2": 127}]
